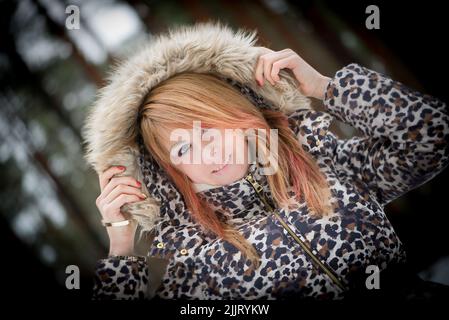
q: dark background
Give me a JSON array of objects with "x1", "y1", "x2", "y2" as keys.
[{"x1": 1, "y1": 0, "x2": 447, "y2": 301}]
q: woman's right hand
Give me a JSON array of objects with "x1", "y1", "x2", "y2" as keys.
[{"x1": 96, "y1": 166, "x2": 147, "y2": 256}]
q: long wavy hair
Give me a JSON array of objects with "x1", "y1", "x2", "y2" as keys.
[{"x1": 139, "y1": 72, "x2": 332, "y2": 268}]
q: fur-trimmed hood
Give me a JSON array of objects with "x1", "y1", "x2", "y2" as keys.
[{"x1": 82, "y1": 21, "x2": 313, "y2": 230}]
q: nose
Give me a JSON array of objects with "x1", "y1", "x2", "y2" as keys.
[{"x1": 203, "y1": 140, "x2": 224, "y2": 165}]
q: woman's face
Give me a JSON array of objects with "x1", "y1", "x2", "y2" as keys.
[{"x1": 161, "y1": 126, "x2": 250, "y2": 186}]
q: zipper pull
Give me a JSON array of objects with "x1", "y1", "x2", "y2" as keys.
[
  {"x1": 245, "y1": 172, "x2": 274, "y2": 212},
  {"x1": 245, "y1": 173, "x2": 263, "y2": 194}
]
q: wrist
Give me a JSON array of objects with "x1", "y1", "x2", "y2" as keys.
[
  {"x1": 109, "y1": 240, "x2": 135, "y2": 256},
  {"x1": 312, "y1": 75, "x2": 331, "y2": 100},
  {"x1": 107, "y1": 227, "x2": 136, "y2": 256}
]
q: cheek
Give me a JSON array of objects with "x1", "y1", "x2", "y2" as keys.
[{"x1": 231, "y1": 134, "x2": 248, "y2": 163}]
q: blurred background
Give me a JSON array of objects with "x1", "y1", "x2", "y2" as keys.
[{"x1": 1, "y1": 0, "x2": 448, "y2": 300}]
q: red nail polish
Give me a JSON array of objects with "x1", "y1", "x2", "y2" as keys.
[
  {"x1": 117, "y1": 166, "x2": 126, "y2": 171},
  {"x1": 136, "y1": 181, "x2": 141, "y2": 187}
]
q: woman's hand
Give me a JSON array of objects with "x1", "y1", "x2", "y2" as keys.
[
  {"x1": 96, "y1": 166, "x2": 147, "y2": 256},
  {"x1": 254, "y1": 47, "x2": 331, "y2": 100}
]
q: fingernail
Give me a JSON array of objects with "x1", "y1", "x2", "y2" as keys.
[
  {"x1": 140, "y1": 193, "x2": 147, "y2": 199},
  {"x1": 136, "y1": 181, "x2": 141, "y2": 187},
  {"x1": 117, "y1": 166, "x2": 126, "y2": 171}
]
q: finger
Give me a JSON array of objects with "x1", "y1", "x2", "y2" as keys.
[
  {"x1": 99, "y1": 166, "x2": 126, "y2": 191},
  {"x1": 100, "y1": 176, "x2": 141, "y2": 201},
  {"x1": 254, "y1": 47, "x2": 275, "y2": 85},
  {"x1": 262, "y1": 50, "x2": 292, "y2": 86},
  {"x1": 255, "y1": 53, "x2": 276, "y2": 86},
  {"x1": 105, "y1": 194, "x2": 142, "y2": 212},
  {"x1": 263, "y1": 54, "x2": 276, "y2": 86},
  {"x1": 271, "y1": 54, "x2": 296, "y2": 82},
  {"x1": 261, "y1": 50, "x2": 287, "y2": 86},
  {"x1": 102, "y1": 184, "x2": 146, "y2": 206},
  {"x1": 254, "y1": 54, "x2": 266, "y2": 86}
]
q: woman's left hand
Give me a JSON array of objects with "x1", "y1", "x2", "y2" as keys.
[{"x1": 254, "y1": 47, "x2": 331, "y2": 100}]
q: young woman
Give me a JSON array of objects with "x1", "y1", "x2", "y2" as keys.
[{"x1": 83, "y1": 22, "x2": 449, "y2": 300}]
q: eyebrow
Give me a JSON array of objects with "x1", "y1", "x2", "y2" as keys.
[{"x1": 168, "y1": 127, "x2": 206, "y2": 152}]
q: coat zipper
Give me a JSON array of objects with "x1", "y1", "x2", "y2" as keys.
[{"x1": 244, "y1": 172, "x2": 346, "y2": 291}]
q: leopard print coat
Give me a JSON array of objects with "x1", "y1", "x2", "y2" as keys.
[{"x1": 92, "y1": 63, "x2": 449, "y2": 300}]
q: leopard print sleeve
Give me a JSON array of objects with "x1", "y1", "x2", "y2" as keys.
[
  {"x1": 323, "y1": 63, "x2": 449, "y2": 207},
  {"x1": 92, "y1": 255, "x2": 149, "y2": 300}
]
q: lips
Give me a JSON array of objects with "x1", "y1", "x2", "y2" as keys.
[{"x1": 211, "y1": 154, "x2": 231, "y2": 174}]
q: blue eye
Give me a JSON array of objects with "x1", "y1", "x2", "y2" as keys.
[
  {"x1": 178, "y1": 144, "x2": 191, "y2": 157},
  {"x1": 176, "y1": 129, "x2": 206, "y2": 157}
]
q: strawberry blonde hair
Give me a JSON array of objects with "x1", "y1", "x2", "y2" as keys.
[{"x1": 139, "y1": 72, "x2": 332, "y2": 269}]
